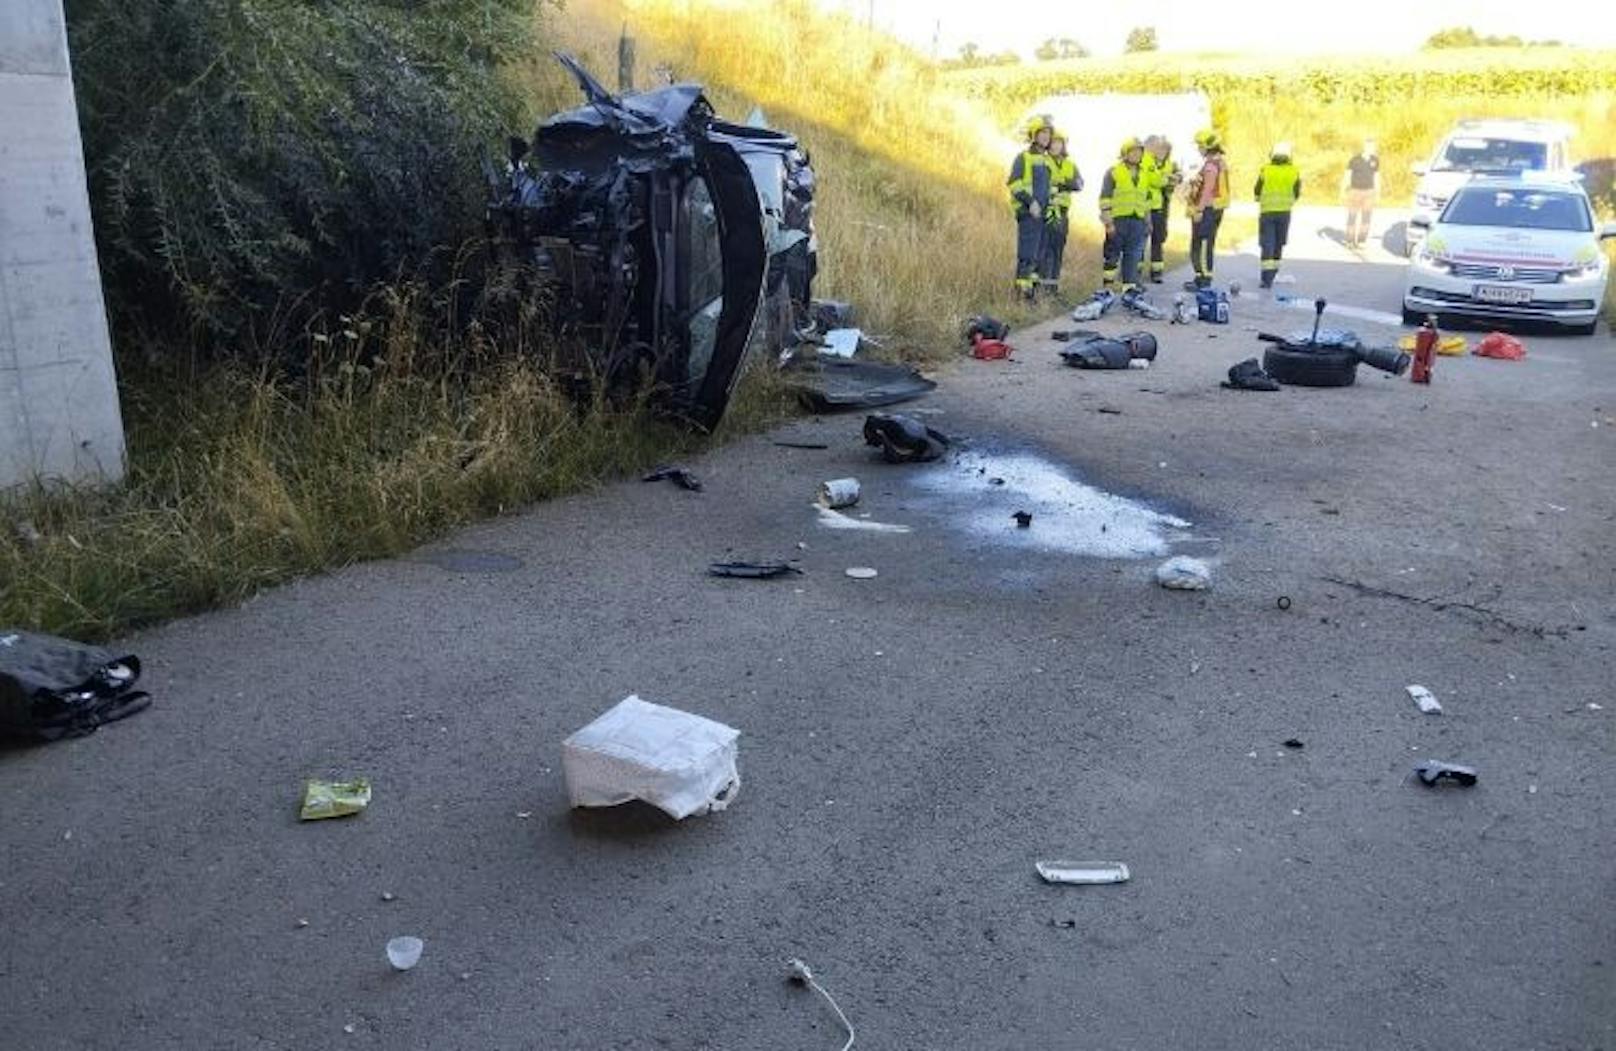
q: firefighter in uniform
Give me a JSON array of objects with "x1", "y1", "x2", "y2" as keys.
[
  {"x1": 1254, "y1": 142, "x2": 1302, "y2": 288},
  {"x1": 1007, "y1": 116, "x2": 1054, "y2": 298},
  {"x1": 1099, "y1": 137, "x2": 1151, "y2": 292},
  {"x1": 1142, "y1": 135, "x2": 1182, "y2": 285},
  {"x1": 1186, "y1": 129, "x2": 1231, "y2": 289},
  {"x1": 1040, "y1": 130, "x2": 1083, "y2": 287}
]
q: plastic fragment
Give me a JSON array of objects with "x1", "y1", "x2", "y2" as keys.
[
  {"x1": 1414, "y1": 760, "x2": 1477, "y2": 787},
  {"x1": 709, "y1": 561, "x2": 802, "y2": 579},
  {"x1": 1406, "y1": 685, "x2": 1442, "y2": 715},
  {"x1": 1155, "y1": 556, "x2": 1211, "y2": 590},
  {"x1": 1036, "y1": 860, "x2": 1131, "y2": 885}
]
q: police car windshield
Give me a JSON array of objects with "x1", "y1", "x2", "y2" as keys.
[
  {"x1": 1441, "y1": 188, "x2": 1591, "y2": 232},
  {"x1": 1434, "y1": 137, "x2": 1548, "y2": 173}
]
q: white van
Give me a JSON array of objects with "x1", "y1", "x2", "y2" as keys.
[{"x1": 1406, "y1": 119, "x2": 1575, "y2": 254}]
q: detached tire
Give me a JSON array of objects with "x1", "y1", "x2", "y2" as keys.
[{"x1": 1262, "y1": 345, "x2": 1358, "y2": 387}]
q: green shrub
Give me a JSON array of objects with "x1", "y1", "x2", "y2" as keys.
[{"x1": 67, "y1": 0, "x2": 535, "y2": 346}]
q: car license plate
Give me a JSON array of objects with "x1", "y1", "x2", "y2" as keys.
[{"x1": 1475, "y1": 284, "x2": 1533, "y2": 305}]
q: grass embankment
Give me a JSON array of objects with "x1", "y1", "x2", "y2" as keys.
[
  {"x1": 0, "y1": 292, "x2": 797, "y2": 640},
  {"x1": 1, "y1": 0, "x2": 1052, "y2": 640}
]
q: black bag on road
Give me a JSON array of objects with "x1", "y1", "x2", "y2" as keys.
[{"x1": 0, "y1": 631, "x2": 150, "y2": 742}]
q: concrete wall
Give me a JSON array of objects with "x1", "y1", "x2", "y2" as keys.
[{"x1": 0, "y1": 0, "x2": 125, "y2": 487}]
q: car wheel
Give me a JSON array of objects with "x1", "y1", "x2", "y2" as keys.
[
  {"x1": 1402, "y1": 305, "x2": 1423, "y2": 326},
  {"x1": 1262, "y1": 345, "x2": 1359, "y2": 388}
]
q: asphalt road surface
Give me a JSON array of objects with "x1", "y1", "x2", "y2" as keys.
[{"x1": 4, "y1": 208, "x2": 1614, "y2": 1050}]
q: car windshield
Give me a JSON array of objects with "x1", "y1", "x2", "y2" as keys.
[
  {"x1": 1434, "y1": 136, "x2": 1549, "y2": 173},
  {"x1": 1441, "y1": 188, "x2": 1591, "y2": 232}
]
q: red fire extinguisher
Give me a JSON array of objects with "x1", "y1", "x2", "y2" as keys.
[{"x1": 1411, "y1": 315, "x2": 1438, "y2": 384}]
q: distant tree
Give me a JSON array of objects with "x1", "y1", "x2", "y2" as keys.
[
  {"x1": 1124, "y1": 26, "x2": 1159, "y2": 53},
  {"x1": 1035, "y1": 38, "x2": 1059, "y2": 61},
  {"x1": 958, "y1": 41, "x2": 980, "y2": 64},
  {"x1": 1057, "y1": 37, "x2": 1089, "y2": 59},
  {"x1": 1424, "y1": 25, "x2": 1548, "y2": 48},
  {"x1": 985, "y1": 50, "x2": 1022, "y2": 67}
]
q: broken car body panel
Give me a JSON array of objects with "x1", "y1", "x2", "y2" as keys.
[{"x1": 486, "y1": 56, "x2": 815, "y2": 430}]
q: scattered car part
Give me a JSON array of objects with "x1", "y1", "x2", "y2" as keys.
[
  {"x1": 863, "y1": 412, "x2": 949, "y2": 463},
  {"x1": 709, "y1": 561, "x2": 803, "y2": 579},
  {"x1": 1407, "y1": 685, "x2": 1443, "y2": 715},
  {"x1": 784, "y1": 357, "x2": 937, "y2": 413},
  {"x1": 774, "y1": 440, "x2": 830, "y2": 450},
  {"x1": 1474, "y1": 332, "x2": 1527, "y2": 360},
  {"x1": 1277, "y1": 595, "x2": 1292, "y2": 610},
  {"x1": 1013, "y1": 510, "x2": 1033, "y2": 528},
  {"x1": 1258, "y1": 299, "x2": 1407, "y2": 385},
  {"x1": 1222, "y1": 357, "x2": 1280, "y2": 391},
  {"x1": 1035, "y1": 860, "x2": 1131, "y2": 885},
  {"x1": 816, "y1": 478, "x2": 861, "y2": 509},
  {"x1": 0, "y1": 631, "x2": 151, "y2": 742},
  {"x1": 643, "y1": 465, "x2": 703, "y2": 491},
  {"x1": 299, "y1": 779, "x2": 372, "y2": 821},
  {"x1": 1155, "y1": 556, "x2": 1212, "y2": 590},
  {"x1": 485, "y1": 54, "x2": 816, "y2": 431},
  {"x1": 966, "y1": 315, "x2": 1010, "y2": 342},
  {"x1": 844, "y1": 567, "x2": 879, "y2": 579},
  {"x1": 1060, "y1": 331, "x2": 1158, "y2": 370},
  {"x1": 562, "y1": 695, "x2": 740, "y2": 819},
  {"x1": 1413, "y1": 760, "x2": 1477, "y2": 787},
  {"x1": 1283, "y1": 738, "x2": 1305, "y2": 749},
  {"x1": 1262, "y1": 343, "x2": 1359, "y2": 387}
]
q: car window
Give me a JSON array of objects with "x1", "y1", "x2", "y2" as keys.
[
  {"x1": 1435, "y1": 137, "x2": 1549, "y2": 172},
  {"x1": 684, "y1": 176, "x2": 725, "y2": 385},
  {"x1": 1441, "y1": 188, "x2": 1592, "y2": 232}
]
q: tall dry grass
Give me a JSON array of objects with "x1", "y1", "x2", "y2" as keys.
[{"x1": 0, "y1": 286, "x2": 794, "y2": 640}]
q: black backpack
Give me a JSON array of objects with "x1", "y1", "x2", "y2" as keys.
[{"x1": 0, "y1": 630, "x2": 151, "y2": 742}]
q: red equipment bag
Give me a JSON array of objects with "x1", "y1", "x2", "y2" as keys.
[{"x1": 1473, "y1": 332, "x2": 1526, "y2": 361}]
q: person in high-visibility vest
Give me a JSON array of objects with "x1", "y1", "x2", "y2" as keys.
[
  {"x1": 1007, "y1": 116, "x2": 1054, "y2": 298},
  {"x1": 1143, "y1": 135, "x2": 1183, "y2": 285},
  {"x1": 1254, "y1": 142, "x2": 1302, "y2": 288},
  {"x1": 1099, "y1": 137, "x2": 1151, "y2": 292},
  {"x1": 1186, "y1": 128, "x2": 1230, "y2": 290},
  {"x1": 1040, "y1": 131, "x2": 1083, "y2": 288}
]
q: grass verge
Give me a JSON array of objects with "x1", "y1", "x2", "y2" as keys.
[{"x1": 0, "y1": 288, "x2": 796, "y2": 641}]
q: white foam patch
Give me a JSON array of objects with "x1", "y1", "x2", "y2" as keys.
[
  {"x1": 814, "y1": 506, "x2": 913, "y2": 534},
  {"x1": 908, "y1": 450, "x2": 1191, "y2": 558}
]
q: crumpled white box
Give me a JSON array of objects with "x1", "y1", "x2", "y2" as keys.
[{"x1": 562, "y1": 696, "x2": 741, "y2": 819}]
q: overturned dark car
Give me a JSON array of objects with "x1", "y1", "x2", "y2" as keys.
[{"x1": 485, "y1": 55, "x2": 817, "y2": 430}]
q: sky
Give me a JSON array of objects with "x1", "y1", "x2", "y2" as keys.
[{"x1": 819, "y1": 0, "x2": 1616, "y2": 57}]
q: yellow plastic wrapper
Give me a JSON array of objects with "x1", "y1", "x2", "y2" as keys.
[
  {"x1": 299, "y1": 778, "x2": 371, "y2": 820},
  {"x1": 1398, "y1": 334, "x2": 1468, "y2": 356}
]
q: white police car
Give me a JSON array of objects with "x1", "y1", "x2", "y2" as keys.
[{"x1": 1403, "y1": 175, "x2": 1615, "y2": 336}]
